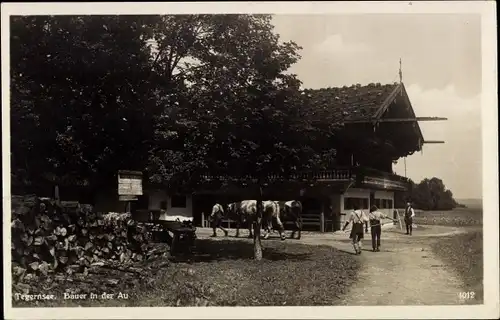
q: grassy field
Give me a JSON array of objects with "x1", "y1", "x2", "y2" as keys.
[
  {"x1": 12, "y1": 239, "x2": 360, "y2": 307},
  {"x1": 420, "y1": 207, "x2": 484, "y2": 304},
  {"x1": 413, "y1": 207, "x2": 483, "y2": 227},
  {"x1": 430, "y1": 230, "x2": 483, "y2": 304}
]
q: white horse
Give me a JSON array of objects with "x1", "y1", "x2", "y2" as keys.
[{"x1": 262, "y1": 200, "x2": 286, "y2": 240}]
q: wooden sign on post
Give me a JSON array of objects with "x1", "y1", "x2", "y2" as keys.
[
  {"x1": 118, "y1": 170, "x2": 143, "y2": 213},
  {"x1": 119, "y1": 195, "x2": 139, "y2": 201},
  {"x1": 118, "y1": 170, "x2": 142, "y2": 210},
  {"x1": 117, "y1": 170, "x2": 143, "y2": 197}
]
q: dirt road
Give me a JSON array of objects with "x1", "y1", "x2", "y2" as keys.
[
  {"x1": 198, "y1": 224, "x2": 477, "y2": 305},
  {"x1": 295, "y1": 225, "x2": 477, "y2": 305}
]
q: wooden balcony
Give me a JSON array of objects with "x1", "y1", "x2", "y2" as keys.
[
  {"x1": 268, "y1": 168, "x2": 352, "y2": 181},
  {"x1": 354, "y1": 167, "x2": 410, "y2": 191},
  {"x1": 201, "y1": 168, "x2": 353, "y2": 184},
  {"x1": 199, "y1": 167, "x2": 408, "y2": 191}
]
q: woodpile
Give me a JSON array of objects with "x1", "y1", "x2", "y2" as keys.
[{"x1": 11, "y1": 195, "x2": 165, "y2": 284}]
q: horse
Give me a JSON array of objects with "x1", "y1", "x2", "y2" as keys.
[
  {"x1": 227, "y1": 200, "x2": 255, "y2": 238},
  {"x1": 262, "y1": 200, "x2": 286, "y2": 240},
  {"x1": 279, "y1": 200, "x2": 303, "y2": 239},
  {"x1": 228, "y1": 200, "x2": 285, "y2": 239}
]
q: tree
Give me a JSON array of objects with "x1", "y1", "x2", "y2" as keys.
[
  {"x1": 146, "y1": 15, "x2": 336, "y2": 260},
  {"x1": 394, "y1": 176, "x2": 458, "y2": 210},
  {"x1": 11, "y1": 15, "x2": 341, "y2": 260},
  {"x1": 10, "y1": 15, "x2": 161, "y2": 190}
]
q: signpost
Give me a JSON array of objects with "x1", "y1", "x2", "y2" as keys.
[{"x1": 117, "y1": 170, "x2": 143, "y2": 213}]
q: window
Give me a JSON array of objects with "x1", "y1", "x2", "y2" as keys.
[
  {"x1": 377, "y1": 199, "x2": 393, "y2": 209},
  {"x1": 344, "y1": 197, "x2": 369, "y2": 210},
  {"x1": 344, "y1": 198, "x2": 354, "y2": 210},
  {"x1": 362, "y1": 198, "x2": 369, "y2": 210},
  {"x1": 171, "y1": 195, "x2": 187, "y2": 208},
  {"x1": 377, "y1": 199, "x2": 384, "y2": 209}
]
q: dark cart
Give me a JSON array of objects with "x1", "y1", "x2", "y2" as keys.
[
  {"x1": 153, "y1": 219, "x2": 197, "y2": 256},
  {"x1": 133, "y1": 210, "x2": 197, "y2": 256}
]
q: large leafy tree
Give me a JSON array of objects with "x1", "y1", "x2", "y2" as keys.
[
  {"x1": 394, "y1": 177, "x2": 458, "y2": 210},
  {"x1": 10, "y1": 15, "x2": 161, "y2": 189},
  {"x1": 11, "y1": 14, "x2": 340, "y2": 260},
  {"x1": 145, "y1": 15, "x2": 336, "y2": 259}
]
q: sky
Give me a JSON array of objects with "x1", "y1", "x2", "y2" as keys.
[{"x1": 271, "y1": 14, "x2": 482, "y2": 199}]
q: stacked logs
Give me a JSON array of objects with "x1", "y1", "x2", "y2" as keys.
[{"x1": 11, "y1": 195, "x2": 160, "y2": 283}]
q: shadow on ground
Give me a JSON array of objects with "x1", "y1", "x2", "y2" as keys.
[{"x1": 170, "y1": 238, "x2": 313, "y2": 263}]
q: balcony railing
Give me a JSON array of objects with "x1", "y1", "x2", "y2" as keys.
[
  {"x1": 354, "y1": 167, "x2": 410, "y2": 191},
  {"x1": 201, "y1": 168, "x2": 353, "y2": 183},
  {"x1": 199, "y1": 166, "x2": 409, "y2": 190}
]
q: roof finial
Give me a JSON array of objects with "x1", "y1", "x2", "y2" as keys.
[{"x1": 399, "y1": 58, "x2": 403, "y2": 84}]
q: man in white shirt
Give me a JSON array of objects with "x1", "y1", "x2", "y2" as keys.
[
  {"x1": 404, "y1": 202, "x2": 416, "y2": 235},
  {"x1": 210, "y1": 203, "x2": 228, "y2": 237},
  {"x1": 342, "y1": 204, "x2": 369, "y2": 255},
  {"x1": 369, "y1": 205, "x2": 397, "y2": 251}
]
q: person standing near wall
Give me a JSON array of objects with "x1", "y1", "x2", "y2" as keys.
[
  {"x1": 369, "y1": 205, "x2": 398, "y2": 252},
  {"x1": 342, "y1": 204, "x2": 369, "y2": 255},
  {"x1": 404, "y1": 202, "x2": 416, "y2": 235}
]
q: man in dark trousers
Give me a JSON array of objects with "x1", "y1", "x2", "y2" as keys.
[
  {"x1": 368, "y1": 205, "x2": 397, "y2": 252},
  {"x1": 404, "y1": 202, "x2": 416, "y2": 235},
  {"x1": 342, "y1": 204, "x2": 369, "y2": 255}
]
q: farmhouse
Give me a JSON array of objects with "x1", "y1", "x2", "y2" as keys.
[
  {"x1": 137, "y1": 81, "x2": 444, "y2": 231},
  {"x1": 12, "y1": 81, "x2": 443, "y2": 232}
]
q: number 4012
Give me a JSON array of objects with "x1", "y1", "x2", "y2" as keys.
[{"x1": 458, "y1": 291, "x2": 476, "y2": 300}]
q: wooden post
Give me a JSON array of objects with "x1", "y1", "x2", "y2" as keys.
[
  {"x1": 320, "y1": 201, "x2": 325, "y2": 233},
  {"x1": 54, "y1": 185, "x2": 61, "y2": 207}
]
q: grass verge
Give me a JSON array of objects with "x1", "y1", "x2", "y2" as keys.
[
  {"x1": 413, "y1": 208, "x2": 483, "y2": 227},
  {"x1": 430, "y1": 230, "x2": 483, "y2": 304},
  {"x1": 12, "y1": 238, "x2": 360, "y2": 307}
]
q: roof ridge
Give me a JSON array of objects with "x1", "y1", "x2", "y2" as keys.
[
  {"x1": 373, "y1": 83, "x2": 403, "y2": 120},
  {"x1": 302, "y1": 82, "x2": 399, "y2": 91}
]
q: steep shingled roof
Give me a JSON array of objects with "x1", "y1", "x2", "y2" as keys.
[{"x1": 302, "y1": 82, "x2": 400, "y2": 123}]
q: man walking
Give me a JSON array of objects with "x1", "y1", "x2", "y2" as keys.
[
  {"x1": 368, "y1": 205, "x2": 398, "y2": 252},
  {"x1": 404, "y1": 202, "x2": 416, "y2": 235},
  {"x1": 342, "y1": 204, "x2": 369, "y2": 255},
  {"x1": 210, "y1": 203, "x2": 228, "y2": 237}
]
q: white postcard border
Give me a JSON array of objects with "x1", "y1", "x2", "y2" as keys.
[{"x1": 2, "y1": 1, "x2": 498, "y2": 319}]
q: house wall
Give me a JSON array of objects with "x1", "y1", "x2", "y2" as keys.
[
  {"x1": 340, "y1": 188, "x2": 371, "y2": 226},
  {"x1": 329, "y1": 194, "x2": 342, "y2": 231},
  {"x1": 330, "y1": 194, "x2": 341, "y2": 213},
  {"x1": 373, "y1": 190, "x2": 395, "y2": 218},
  {"x1": 338, "y1": 189, "x2": 395, "y2": 228},
  {"x1": 148, "y1": 190, "x2": 193, "y2": 222}
]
